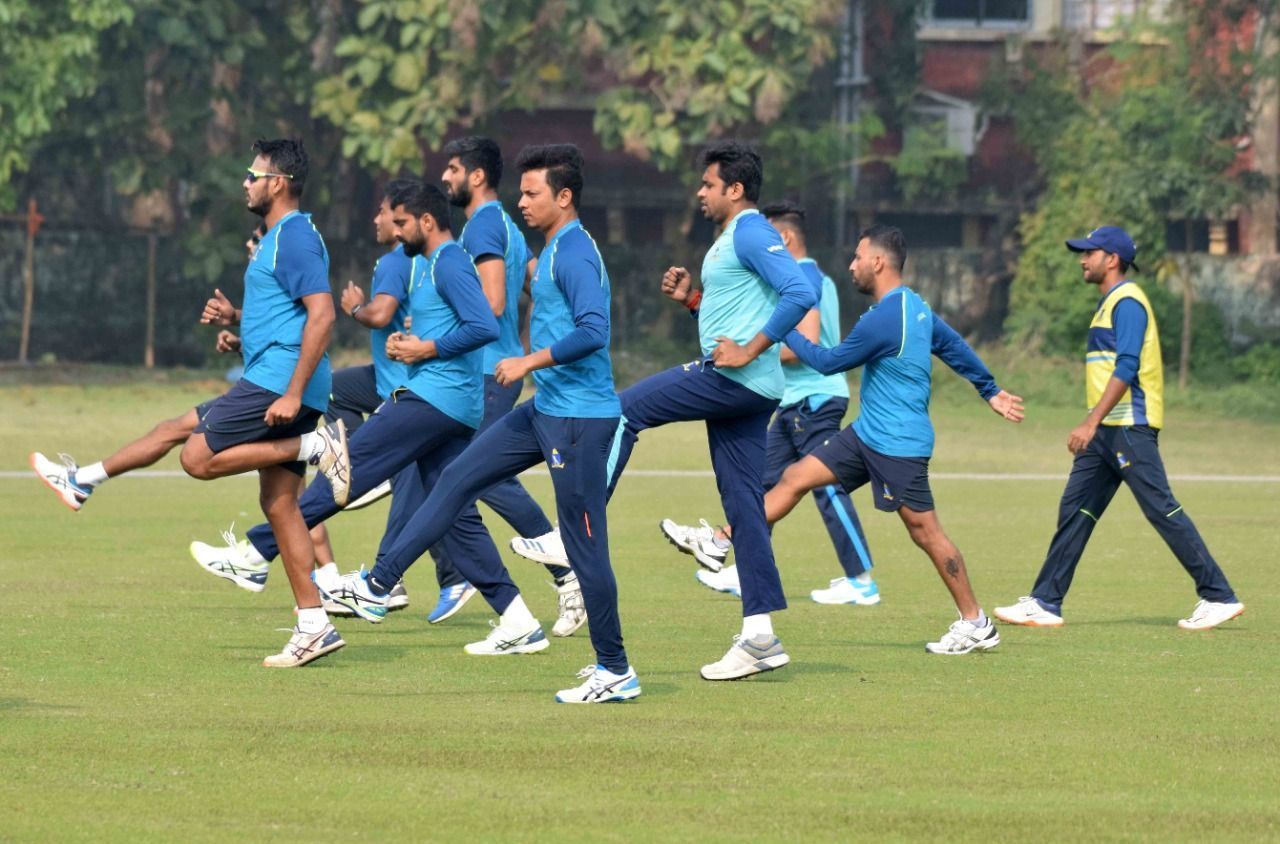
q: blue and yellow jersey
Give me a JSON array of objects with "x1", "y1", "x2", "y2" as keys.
[
  {"x1": 1086, "y1": 281, "x2": 1164, "y2": 429},
  {"x1": 240, "y1": 210, "x2": 332, "y2": 412}
]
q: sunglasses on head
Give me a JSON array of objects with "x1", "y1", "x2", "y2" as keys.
[{"x1": 245, "y1": 167, "x2": 294, "y2": 184}]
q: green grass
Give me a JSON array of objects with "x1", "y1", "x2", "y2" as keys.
[{"x1": 1, "y1": 371, "x2": 1278, "y2": 841}]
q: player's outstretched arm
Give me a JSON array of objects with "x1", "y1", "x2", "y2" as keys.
[
  {"x1": 988, "y1": 390, "x2": 1025, "y2": 423},
  {"x1": 929, "y1": 313, "x2": 1024, "y2": 422},
  {"x1": 784, "y1": 302, "x2": 898, "y2": 376}
]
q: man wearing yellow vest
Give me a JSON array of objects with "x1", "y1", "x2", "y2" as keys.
[{"x1": 995, "y1": 226, "x2": 1245, "y2": 631}]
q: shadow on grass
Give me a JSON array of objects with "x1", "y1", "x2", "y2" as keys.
[{"x1": 0, "y1": 697, "x2": 79, "y2": 713}]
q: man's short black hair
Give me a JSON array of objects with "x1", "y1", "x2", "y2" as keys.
[
  {"x1": 251, "y1": 137, "x2": 308, "y2": 198},
  {"x1": 515, "y1": 144, "x2": 585, "y2": 209},
  {"x1": 385, "y1": 179, "x2": 452, "y2": 233},
  {"x1": 442, "y1": 136, "x2": 503, "y2": 189},
  {"x1": 700, "y1": 141, "x2": 763, "y2": 203},
  {"x1": 761, "y1": 200, "x2": 806, "y2": 235},
  {"x1": 858, "y1": 224, "x2": 907, "y2": 272}
]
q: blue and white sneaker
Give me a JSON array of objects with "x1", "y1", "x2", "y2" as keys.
[
  {"x1": 701, "y1": 634, "x2": 791, "y2": 680},
  {"x1": 427, "y1": 582, "x2": 476, "y2": 624},
  {"x1": 263, "y1": 623, "x2": 345, "y2": 668},
  {"x1": 318, "y1": 568, "x2": 388, "y2": 623},
  {"x1": 464, "y1": 620, "x2": 550, "y2": 655},
  {"x1": 555, "y1": 664, "x2": 642, "y2": 703},
  {"x1": 811, "y1": 576, "x2": 881, "y2": 606},
  {"x1": 30, "y1": 452, "x2": 93, "y2": 512},
  {"x1": 509, "y1": 527, "x2": 569, "y2": 567},
  {"x1": 190, "y1": 525, "x2": 270, "y2": 593},
  {"x1": 696, "y1": 564, "x2": 741, "y2": 598}
]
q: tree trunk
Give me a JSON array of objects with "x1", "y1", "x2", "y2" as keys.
[
  {"x1": 145, "y1": 232, "x2": 157, "y2": 369},
  {"x1": 1178, "y1": 219, "x2": 1193, "y2": 389},
  {"x1": 18, "y1": 198, "x2": 38, "y2": 364}
]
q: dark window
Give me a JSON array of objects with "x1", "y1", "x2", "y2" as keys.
[
  {"x1": 932, "y1": 0, "x2": 1029, "y2": 25},
  {"x1": 873, "y1": 213, "x2": 964, "y2": 249}
]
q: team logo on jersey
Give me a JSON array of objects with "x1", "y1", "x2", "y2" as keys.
[
  {"x1": 767, "y1": 244, "x2": 785, "y2": 253},
  {"x1": 1116, "y1": 451, "x2": 1131, "y2": 470},
  {"x1": 549, "y1": 448, "x2": 565, "y2": 469}
]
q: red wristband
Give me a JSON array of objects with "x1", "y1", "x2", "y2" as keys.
[{"x1": 685, "y1": 290, "x2": 702, "y2": 312}]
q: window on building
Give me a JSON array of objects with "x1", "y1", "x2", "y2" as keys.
[
  {"x1": 931, "y1": 0, "x2": 1030, "y2": 27},
  {"x1": 1063, "y1": 0, "x2": 1169, "y2": 30},
  {"x1": 871, "y1": 213, "x2": 965, "y2": 249}
]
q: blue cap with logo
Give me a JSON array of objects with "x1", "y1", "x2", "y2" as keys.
[{"x1": 1065, "y1": 225, "x2": 1139, "y2": 272}]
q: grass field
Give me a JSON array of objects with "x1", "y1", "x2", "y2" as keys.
[{"x1": 2, "y1": 367, "x2": 1278, "y2": 841}]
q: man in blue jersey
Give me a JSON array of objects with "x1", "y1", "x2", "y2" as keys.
[
  {"x1": 325, "y1": 145, "x2": 639, "y2": 704},
  {"x1": 703, "y1": 224, "x2": 1024, "y2": 655},
  {"x1": 440, "y1": 136, "x2": 585, "y2": 637},
  {"x1": 199, "y1": 180, "x2": 541, "y2": 650},
  {"x1": 189, "y1": 182, "x2": 472, "y2": 619},
  {"x1": 666, "y1": 201, "x2": 880, "y2": 607},
  {"x1": 995, "y1": 227, "x2": 1244, "y2": 631},
  {"x1": 30, "y1": 225, "x2": 265, "y2": 512},
  {"x1": 606, "y1": 142, "x2": 817, "y2": 681},
  {"x1": 177, "y1": 138, "x2": 351, "y2": 668}
]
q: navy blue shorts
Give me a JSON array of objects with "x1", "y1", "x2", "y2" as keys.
[
  {"x1": 194, "y1": 396, "x2": 221, "y2": 423},
  {"x1": 810, "y1": 426, "x2": 934, "y2": 512},
  {"x1": 193, "y1": 379, "x2": 321, "y2": 476}
]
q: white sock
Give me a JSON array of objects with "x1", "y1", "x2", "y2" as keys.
[
  {"x1": 313, "y1": 562, "x2": 339, "y2": 589},
  {"x1": 712, "y1": 535, "x2": 732, "y2": 550},
  {"x1": 297, "y1": 606, "x2": 328, "y2": 634},
  {"x1": 741, "y1": 613, "x2": 774, "y2": 639},
  {"x1": 500, "y1": 594, "x2": 537, "y2": 630},
  {"x1": 75, "y1": 461, "x2": 109, "y2": 487},
  {"x1": 964, "y1": 609, "x2": 988, "y2": 626},
  {"x1": 854, "y1": 572, "x2": 872, "y2": 584},
  {"x1": 296, "y1": 431, "x2": 325, "y2": 463},
  {"x1": 242, "y1": 541, "x2": 267, "y2": 565}
]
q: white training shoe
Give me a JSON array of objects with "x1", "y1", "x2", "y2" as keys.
[
  {"x1": 464, "y1": 620, "x2": 550, "y2": 655},
  {"x1": 700, "y1": 634, "x2": 790, "y2": 680},
  {"x1": 310, "y1": 567, "x2": 355, "y2": 616},
  {"x1": 1177, "y1": 599, "x2": 1245, "y2": 630},
  {"x1": 555, "y1": 664, "x2": 641, "y2": 703},
  {"x1": 310, "y1": 420, "x2": 351, "y2": 507},
  {"x1": 811, "y1": 576, "x2": 881, "y2": 606},
  {"x1": 925, "y1": 615, "x2": 1001, "y2": 655},
  {"x1": 695, "y1": 565, "x2": 741, "y2": 598},
  {"x1": 660, "y1": 518, "x2": 729, "y2": 572},
  {"x1": 343, "y1": 478, "x2": 392, "y2": 511},
  {"x1": 190, "y1": 525, "x2": 269, "y2": 592},
  {"x1": 262, "y1": 624, "x2": 345, "y2": 668},
  {"x1": 510, "y1": 527, "x2": 569, "y2": 567},
  {"x1": 317, "y1": 568, "x2": 388, "y2": 623},
  {"x1": 994, "y1": 596, "x2": 1064, "y2": 627},
  {"x1": 552, "y1": 574, "x2": 587, "y2": 637},
  {"x1": 30, "y1": 452, "x2": 93, "y2": 512}
]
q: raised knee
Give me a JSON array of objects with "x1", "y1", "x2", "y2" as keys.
[{"x1": 179, "y1": 446, "x2": 213, "y2": 480}]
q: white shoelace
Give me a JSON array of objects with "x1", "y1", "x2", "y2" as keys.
[
  {"x1": 219, "y1": 522, "x2": 239, "y2": 550},
  {"x1": 57, "y1": 452, "x2": 79, "y2": 473}
]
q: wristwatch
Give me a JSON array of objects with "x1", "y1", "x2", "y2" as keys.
[{"x1": 350, "y1": 303, "x2": 364, "y2": 318}]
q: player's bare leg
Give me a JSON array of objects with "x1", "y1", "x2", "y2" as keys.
[
  {"x1": 897, "y1": 505, "x2": 981, "y2": 619},
  {"x1": 102, "y1": 408, "x2": 200, "y2": 476},
  {"x1": 763, "y1": 455, "x2": 840, "y2": 526},
  {"x1": 180, "y1": 433, "x2": 306, "y2": 480}
]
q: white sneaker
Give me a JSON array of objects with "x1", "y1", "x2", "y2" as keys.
[
  {"x1": 811, "y1": 576, "x2": 881, "y2": 606},
  {"x1": 464, "y1": 620, "x2": 550, "y2": 655},
  {"x1": 317, "y1": 568, "x2": 387, "y2": 623},
  {"x1": 555, "y1": 664, "x2": 641, "y2": 703},
  {"x1": 344, "y1": 479, "x2": 392, "y2": 511},
  {"x1": 660, "y1": 518, "x2": 729, "y2": 572},
  {"x1": 310, "y1": 420, "x2": 351, "y2": 507},
  {"x1": 30, "y1": 452, "x2": 93, "y2": 512},
  {"x1": 552, "y1": 574, "x2": 587, "y2": 637},
  {"x1": 695, "y1": 565, "x2": 741, "y2": 597},
  {"x1": 925, "y1": 615, "x2": 1001, "y2": 655},
  {"x1": 510, "y1": 527, "x2": 569, "y2": 567},
  {"x1": 700, "y1": 634, "x2": 790, "y2": 680},
  {"x1": 387, "y1": 581, "x2": 410, "y2": 612},
  {"x1": 262, "y1": 624, "x2": 345, "y2": 667},
  {"x1": 994, "y1": 596, "x2": 1064, "y2": 627},
  {"x1": 310, "y1": 567, "x2": 355, "y2": 616},
  {"x1": 1177, "y1": 599, "x2": 1245, "y2": 630},
  {"x1": 190, "y1": 525, "x2": 269, "y2": 592}
]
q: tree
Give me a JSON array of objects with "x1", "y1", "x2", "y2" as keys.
[{"x1": 996, "y1": 1, "x2": 1277, "y2": 386}]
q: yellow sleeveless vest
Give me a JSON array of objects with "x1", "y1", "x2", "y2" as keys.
[{"x1": 1085, "y1": 282, "x2": 1163, "y2": 428}]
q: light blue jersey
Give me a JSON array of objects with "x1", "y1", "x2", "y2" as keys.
[
  {"x1": 530, "y1": 220, "x2": 620, "y2": 418},
  {"x1": 368, "y1": 244, "x2": 412, "y2": 400},
  {"x1": 458, "y1": 200, "x2": 530, "y2": 373},
  {"x1": 698, "y1": 209, "x2": 815, "y2": 400},
  {"x1": 240, "y1": 210, "x2": 331, "y2": 411},
  {"x1": 780, "y1": 259, "x2": 850, "y2": 407},
  {"x1": 402, "y1": 241, "x2": 498, "y2": 429}
]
